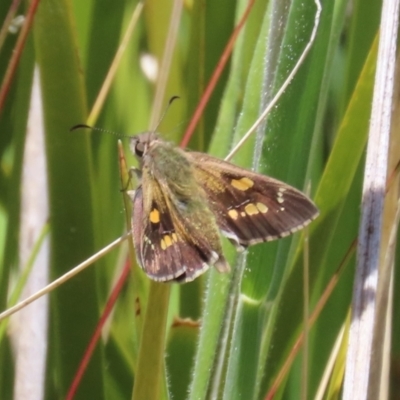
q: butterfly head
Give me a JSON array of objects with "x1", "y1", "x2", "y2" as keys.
[{"x1": 130, "y1": 132, "x2": 160, "y2": 161}]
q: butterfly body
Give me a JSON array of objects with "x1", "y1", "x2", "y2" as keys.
[{"x1": 128, "y1": 133, "x2": 318, "y2": 283}]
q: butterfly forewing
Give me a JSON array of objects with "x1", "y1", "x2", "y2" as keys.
[
  {"x1": 188, "y1": 152, "x2": 319, "y2": 247},
  {"x1": 132, "y1": 187, "x2": 186, "y2": 281}
]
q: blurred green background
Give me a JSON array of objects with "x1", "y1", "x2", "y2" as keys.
[{"x1": 1, "y1": 0, "x2": 398, "y2": 399}]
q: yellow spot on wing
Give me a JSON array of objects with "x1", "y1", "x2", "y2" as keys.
[
  {"x1": 228, "y1": 209, "x2": 239, "y2": 220},
  {"x1": 245, "y1": 203, "x2": 259, "y2": 215},
  {"x1": 231, "y1": 177, "x2": 254, "y2": 191},
  {"x1": 163, "y1": 235, "x2": 173, "y2": 248},
  {"x1": 256, "y1": 203, "x2": 268, "y2": 213},
  {"x1": 150, "y1": 208, "x2": 160, "y2": 224},
  {"x1": 161, "y1": 235, "x2": 173, "y2": 250},
  {"x1": 172, "y1": 233, "x2": 178, "y2": 242}
]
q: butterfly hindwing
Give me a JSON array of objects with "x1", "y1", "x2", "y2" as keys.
[{"x1": 188, "y1": 152, "x2": 319, "y2": 247}]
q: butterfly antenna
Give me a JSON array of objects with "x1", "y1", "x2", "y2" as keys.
[
  {"x1": 151, "y1": 95, "x2": 180, "y2": 132},
  {"x1": 70, "y1": 124, "x2": 130, "y2": 139}
]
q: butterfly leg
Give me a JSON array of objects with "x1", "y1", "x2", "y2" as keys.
[
  {"x1": 129, "y1": 166, "x2": 142, "y2": 179},
  {"x1": 126, "y1": 190, "x2": 136, "y2": 201},
  {"x1": 121, "y1": 167, "x2": 142, "y2": 192}
]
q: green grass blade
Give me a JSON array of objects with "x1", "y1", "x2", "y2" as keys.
[
  {"x1": 259, "y1": 35, "x2": 378, "y2": 399},
  {"x1": 33, "y1": 0, "x2": 105, "y2": 397}
]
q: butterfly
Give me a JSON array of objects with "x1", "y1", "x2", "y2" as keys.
[{"x1": 126, "y1": 132, "x2": 319, "y2": 283}]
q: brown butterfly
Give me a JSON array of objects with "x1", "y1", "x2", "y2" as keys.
[{"x1": 127, "y1": 132, "x2": 319, "y2": 283}]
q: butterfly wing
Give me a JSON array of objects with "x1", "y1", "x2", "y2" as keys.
[
  {"x1": 188, "y1": 152, "x2": 319, "y2": 247},
  {"x1": 131, "y1": 172, "x2": 229, "y2": 282}
]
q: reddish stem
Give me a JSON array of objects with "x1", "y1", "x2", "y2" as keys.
[
  {"x1": 180, "y1": 0, "x2": 256, "y2": 148},
  {"x1": 66, "y1": 260, "x2": 131, "y2": 400},
  {"x1": 0, "y1": 0, "x2": 41, "y2": 115}
]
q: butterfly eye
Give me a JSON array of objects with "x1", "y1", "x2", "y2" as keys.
[{"x1": 135, "y1": 142, "x2": 145, "y2": 157}]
